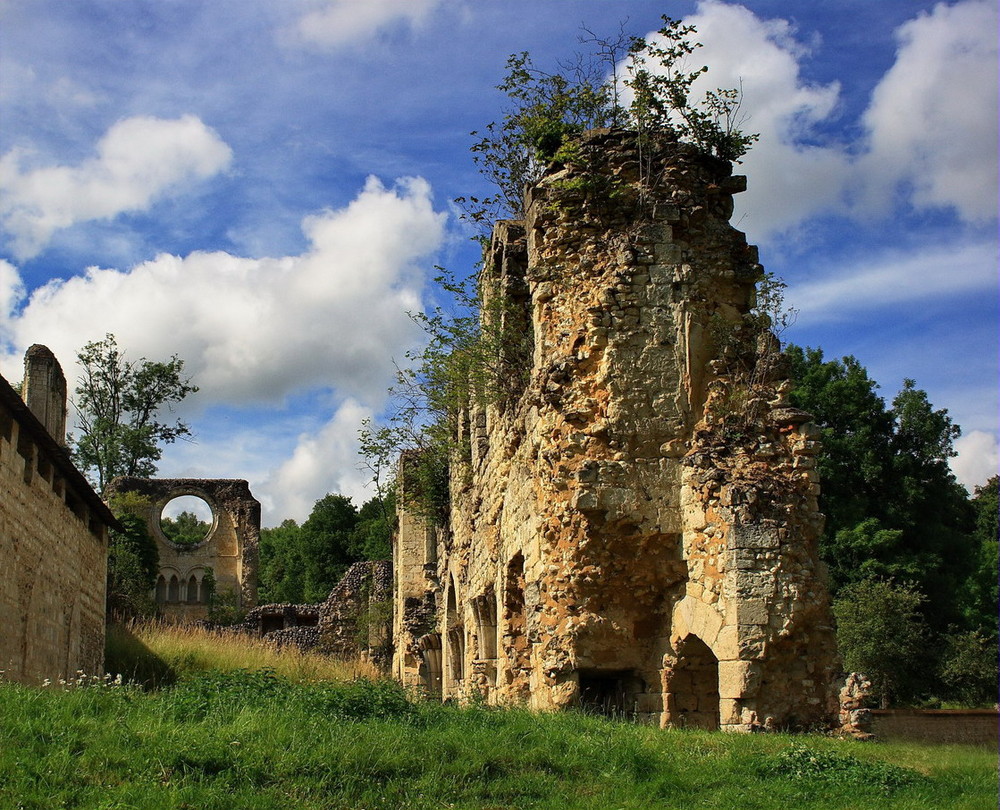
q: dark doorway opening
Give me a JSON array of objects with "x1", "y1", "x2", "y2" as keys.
[{"x1": 578, "y1": 670, "x2": 645, "y2": 718}]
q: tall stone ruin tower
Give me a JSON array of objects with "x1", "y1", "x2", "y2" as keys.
[{"x1": 393, "y1": 130, "x2": 840, "y2": 731}]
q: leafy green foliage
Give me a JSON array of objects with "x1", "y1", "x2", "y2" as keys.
[
  {"x1": 458, "y1": 17, "x2": 758, "y2": 228},
  {"x1": 105, "y1": 492, "x2": 159, "y2": 621},
  {"x1": 205, "y1": 580, "x2": 244, "y2": 626},
  {"x1": 966, "y1": 476, "x2": 999, "y2": 633},
  {"x1": 299, "y1": 493, "x2": 360, "y2": 602},
  {"x1": 626, "y1": 18, "x2": 758, "y2": 162},
  {"x1": 259, "y1": 493, "x2": 395, "y2": 604},
  {"x1": 785, "y1": 347, "x2": 976, "y2": 631},
  {"x1": 160, "y1": 509, "x2": 211, "y2": 547},
  {"x1": 72, "y1": 333, "x2": 198, "y2": 491},
  {"x1": 787, "y1": 347, "x2": 994, "y2": 706},
  {"x1": 832, "y1": 579, "x2": 930, "y2": 708},
  {"x1": 758, "y1": 744, "x2": 920, "y2": 792},
  {"x1": 937, "y1": 628, "x2": 999, "y2": 707}
]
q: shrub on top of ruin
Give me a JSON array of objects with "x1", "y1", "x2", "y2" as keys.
[
  {"x1": 364, "y1": 17, "x2": 760, "y2": 521},
  {"x1": 457, "y1": 16, "x2": 758, "y2": 228},
  {"x1": 703, "y1": 270, "x2": 796, "y2": 440}
]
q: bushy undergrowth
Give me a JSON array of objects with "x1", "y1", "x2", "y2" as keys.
[{"x1": 1, "y1": 670, "x2": 996, "y2": 810}]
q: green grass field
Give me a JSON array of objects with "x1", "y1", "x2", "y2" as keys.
[{"x1": 1, "y1": 625, "x2": 995, "y2": 810}]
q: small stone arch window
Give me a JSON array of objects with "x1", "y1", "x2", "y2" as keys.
[
  {"x1": 167, "y1": 575, "x2": 180, "y2": 603},
  {"x1": 155, "y1": 575, "x2": 167, "y2": 604},
  {"x1": 187, "y1": 574, "x2": 200, "y2": 604}
]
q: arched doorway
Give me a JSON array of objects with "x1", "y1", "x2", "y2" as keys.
[{"x1": 668, "y1": 634, "x2": 720, "y2": 730}]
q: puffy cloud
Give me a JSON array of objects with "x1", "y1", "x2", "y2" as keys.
[
  {"x1": 1, "y1": 175, "x2": 446, "y2": 409},
  {"x1": 295, "y1": 0, "x2": 445, "y2": 48},
  {"x1": 787, "y1": 238, "x2": 998, "y2": 322},
  {"x1": 262, "y1": 399, "x2": 376, "y2": 524},
  {"x1": 0, "y1": 115, "x2": 232, "y2": 259},
  {"x1": 952, "y1": 430, "x2": 999, "y2": 492},
  {"x1": 632, "y1": 1, "x2": 998, "y2": 239},
  {"x1": 858, "y1": 0, "x2": 999, "y2": 222},
  {"x1": 677, "y1": 1, "x2": 850, "y2": 239},
  {"x1": 0, "y1": 259, "x2": 24, "y2": 328}
]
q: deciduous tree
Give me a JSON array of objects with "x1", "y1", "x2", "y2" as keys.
[{"x1": 73, "y1": 334, "x2": 198, "y2": 491}]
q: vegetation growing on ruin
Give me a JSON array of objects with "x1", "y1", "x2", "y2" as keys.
[
  {"x1": 457, "y1": 16, "x2": 757, "y2": 226},
  {"x1": 105, "y1": 491, "x2": 160, "y2": 621},
  {"x1": 2, "y1": 664, "x2": 996, "y2": 810},
  {"x1": 360, "y1": 267, "x2": 532, "y2": 524},
  {"x1": 364, "y1": 18, "x2": 759, "y2": 523}
]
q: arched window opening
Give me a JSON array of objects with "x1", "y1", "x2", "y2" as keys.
[
  {"x1": 155, "y1": 576, "x2": 166, "y2": 605},
  {"x1": 502, "y1": 553, "x2": 530, "y2": 699},
  {"x1": 445, "y1": 576, "x2": 465, "y2": 687},
  {"x1": 187, "y1": 575, "x2": 200, "y2": 604},
  {"x1": 418, "y1": 633, "x2": 443, "y2": 699},
  {"x1": 167, "y1": 575, "x2": 180, "y2": 603},
  {"x1": 473, "y1": 590, "x2": 498, "y2": 662}
]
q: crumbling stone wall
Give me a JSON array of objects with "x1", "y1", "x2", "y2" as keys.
[
  {"x1": 393, "y1": 129, "x2": 841, "y2": 730},
  {"x1": 241, "y1": 561, "x2": 392, "y2": 661},
  {"x1": 0, "y1": 348, "x2": 115, "y2": 683},
  {"x1": 105, "y1": 478, "x2": 260, "y2": 622}
]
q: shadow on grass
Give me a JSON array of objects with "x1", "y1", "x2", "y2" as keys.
[{"x1": 105, "y1": 622, "x2": 176, "y2": 689}]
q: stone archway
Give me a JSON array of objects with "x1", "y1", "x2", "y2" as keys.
[
  {"x1": 104, "y1": 477, "x2": 260, "y2": 622},
  {"x1": 666, "y1": 634, "x2": 720, "y2": 730}
]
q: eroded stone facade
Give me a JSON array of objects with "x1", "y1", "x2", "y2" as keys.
[
  {"x1": 393, "y1": 130, "x2": 840, "y2": 730},
  {"x1": 105, "y1": 477, "x2": 260, "y2": 621},
  {"x1": 0, "y1": 348, "x2": 115, "y2": 683}
]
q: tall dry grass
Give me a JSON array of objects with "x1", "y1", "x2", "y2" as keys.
[{"x1": 106, "y1": 619, "x2": 381, "y2": 686}]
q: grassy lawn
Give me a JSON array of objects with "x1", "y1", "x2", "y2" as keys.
[{"x1": 1, "y1": 668, "x2": 995, "y2": 810}]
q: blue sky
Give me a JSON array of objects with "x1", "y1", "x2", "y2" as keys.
[{"x1": 1, "y1": 0, "x2": 996, "y2": 525}]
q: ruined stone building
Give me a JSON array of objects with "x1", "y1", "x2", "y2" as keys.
[
  {"x1": 392, "y1": 130, "x2": 840, "y2": 731},
  {"x1": 105, "y1": 477, "x2": 260, "y2": 622},
  {"x1": 0, "y1": 346, "x2": 117, "y2": 682}
]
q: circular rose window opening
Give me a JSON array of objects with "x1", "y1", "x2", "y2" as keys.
[{"x1": 160, "y1": 495, "x2": 214, "y2": 548}]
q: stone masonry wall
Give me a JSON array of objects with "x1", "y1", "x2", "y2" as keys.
[
  {"x1": 393, "y1": 130, "x2": 841, "y2": 729},
  {"x1": 0, "y1": 365, "x2": 111, "y2": 683}
]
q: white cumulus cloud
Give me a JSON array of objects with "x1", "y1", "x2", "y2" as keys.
[
  {"x1": 677, "y1": 1, "x2": 850, "y2": 240},
  {"x1": 1, "y1": 175, "x2": 446, "y2": 408},
  {"x1": 295, "y1": 0, "x2": 445, "y2": 48},
  {"x1": 857, "y1": 0, "x2": 999, "y2": 223},
  {"x1": 0, "y1": 115, "x2": 232, "y2": 259},
  {"x1": 633, "y1": 0, "x2": 998, "y2": 240},
  {"x1": 0, "y1": 174, "x2": 446, "y2": 524},
  {"x1": 262, "y1": 399, "x2": 377, "y2": 524},
  {"x1": 952, "y1": 430, "x2": 1000, "y2": 492}
]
